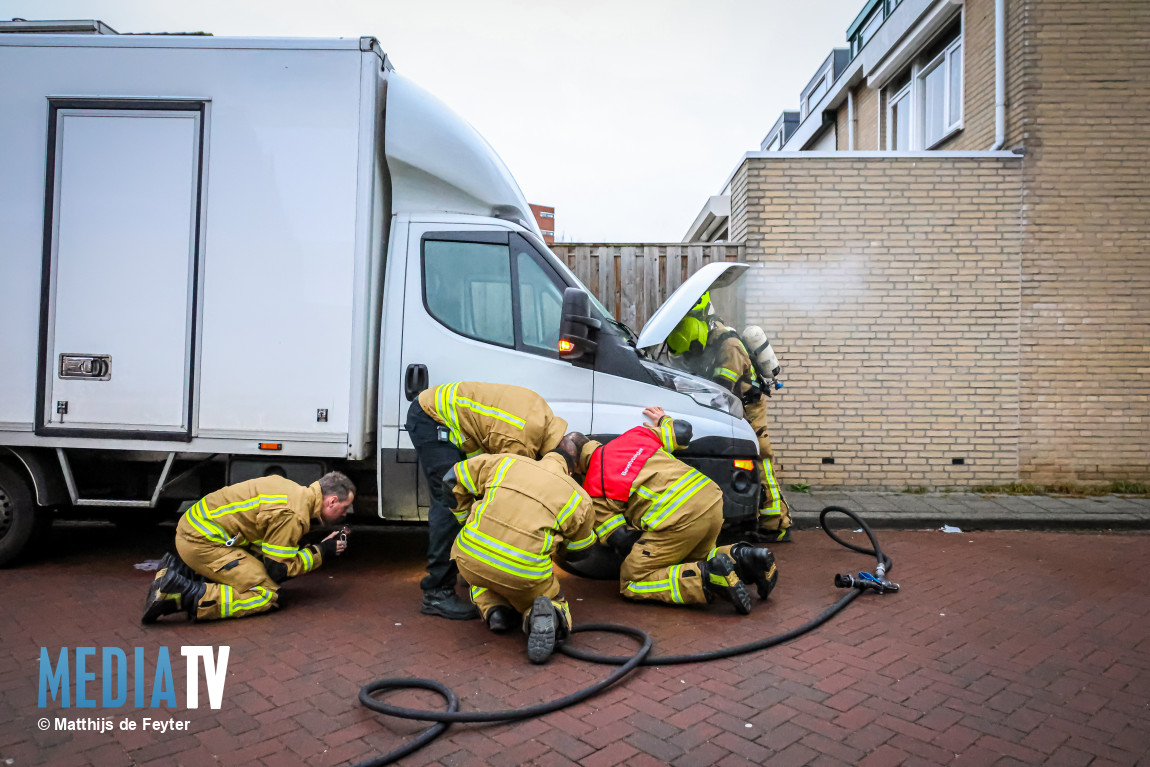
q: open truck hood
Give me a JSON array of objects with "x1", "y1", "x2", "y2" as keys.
[{"x1": 635, "y1": 262, "x2": 749, "y2": 349}]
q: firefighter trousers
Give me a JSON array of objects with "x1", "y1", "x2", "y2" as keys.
[
  {"x1": 175, "y1": 520, "x2": 280, "y2": 621},
  {"x1": 620, "y1": 497, "x2": 734, "y2": 605},
  {"x1": 743, "y1": 398, "x2": 791, "y2": 533},
  {"x1": 456, "y1": 556, "x2": 572, "y2": 634}
]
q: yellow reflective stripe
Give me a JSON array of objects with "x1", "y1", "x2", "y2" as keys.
[
  {"x1": 669, "y1": 564, "x2": 683, "y2": 603},
  {"x1": 220, "y1": 585, "x2": 232, "y2": 618},
  {"x1": 660, "y1": 419, "x2": 676, "y2": 451},
  {"x1": 634, "y1": 486, "x2": 658, "y2": 501},
  {"x1": 654, "y1": 473, "x2": 710, "y2": 526},
  {"x1": 460, "y1": 526, "x2": 551, "y2": 567},
  {"x1": 206, "y1": 494, "x2": 288, "y2": 519},
  {"x1": 566, "y1": 534, "x2": 596, "y2": 551},
  {"x1": 760, "y1": 458, "x2": 783, "y2": 512},
  {"x1": 230, "y1": 587, "x2": 273, "y2": 614},
  {"x1": 555, "y1": 491, "x2": 581, "y2": 527},
  {"x1": 453, "y1": 507, "x2": 470, "y2": 524},
  {"x1": 641, "y1": 470, "x2": 708, "y2": 530},
  {"x1": 457, "y1": 529, "x2": 553, "y2": 579},
  {"x1": 474, "y1": 457, "x2": 515, "y2": 523},
  {"x1": 457, "y1": 460, "x2": 478, "y2": 494},
  {"x1": 469, "y1": 586, "x2": 487, "y2": 600},
  {"x1": 459, "y1": 397, "x2": 526, "y2": 430},
  {"x1": 300, "y1": 549, "x2": 315, "y2": 571},
  {"x1": 595, "y1": 514, "x2": 626, "y2": 541},
  {"x1": 625, "y1": 577, "x2": 673, "y2": 595},
  {"x1": 715, "y1": 367, "x2": 738, "y2": 382},
  {"x1": 186, "y1": 502, "x2": 228, "y2": 543},
  {"x1": 260, "y1": 541, "x2": 300, "y2": 559},
  {"x1": 541, "y1": 529, "x2": 553, "y2": 554},
  {"x1": 436, "y1": 383, "x2": 466, "y2": 449}
]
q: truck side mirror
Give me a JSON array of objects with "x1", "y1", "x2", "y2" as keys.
[{"x1": 559, "y1": 288, "x2": 600, "y2": 362}]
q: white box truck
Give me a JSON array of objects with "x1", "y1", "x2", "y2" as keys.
[{"x1": 0, "y1": 21, "x2": 762, "y2": 565}]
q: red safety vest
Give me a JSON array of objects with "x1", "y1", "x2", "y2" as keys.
[{"x1": 583, "y1": 427, "x2": 664, "y2": 501}]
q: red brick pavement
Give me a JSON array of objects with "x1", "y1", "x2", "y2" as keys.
[{"x1": 1, "y1": 523, "x2": 1148, "y2": 766}]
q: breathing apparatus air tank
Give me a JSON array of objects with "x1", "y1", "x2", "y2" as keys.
[{"x1": 741, "y1": 325, "x2": 783, "y2": 394}]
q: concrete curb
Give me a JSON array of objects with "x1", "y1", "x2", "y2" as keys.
[{"x1": 786, "y1": 491, "x2": 1150, "y2": 532}]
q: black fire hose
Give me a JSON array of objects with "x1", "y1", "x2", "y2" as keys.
[{"x1": 353, "y1": 506, "x2": 895, "y2": 766}]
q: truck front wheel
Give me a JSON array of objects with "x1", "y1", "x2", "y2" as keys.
[{"x1": 0, "y1": 463, "x2": 37, "y2": 567}]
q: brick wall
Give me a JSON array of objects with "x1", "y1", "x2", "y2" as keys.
[
  {"x1": 855, "y1": 85, "x2": 880, "y2": 151},
  {"x1": 735, "y1": 155, "x2": 1023, "y2": 487},
  {"x1": 1015, "y1": 0, "x2": 1150, "y2": 481}
]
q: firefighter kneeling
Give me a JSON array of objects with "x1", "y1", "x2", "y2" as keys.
[
  {"x1": 446, "y1": 436, "x2": 594, "y2": 664},
  {"x1": 141, "y1": 472, "x2": 356, "y2": 623},
  {"x1": 577, "y1": 407, "x2": 777, "y2": 613}
]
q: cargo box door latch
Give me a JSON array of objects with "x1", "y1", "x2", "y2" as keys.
[{"x1": 58, "y1": 354, "x2": 111, "y2": 381}]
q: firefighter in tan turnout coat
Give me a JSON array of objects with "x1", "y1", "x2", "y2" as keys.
[
  {"x1": 706, "y1": 321, "x2": 792, "y2": 541},
  {"x1": 667, "y1": 294, "x2": 792, "y2": 543},
  {"x1": 409, "y1": 381, "x2": 569, "y2": 621},
  {"x1": 577, "y1": 407, "x2": 778, "y2": 613},
  {"x1": 448, "y1": 445, "x2": 595, "y2": 663},
  {"x1": 142, "y1": 472, "x2": 355, "y2": 623}
]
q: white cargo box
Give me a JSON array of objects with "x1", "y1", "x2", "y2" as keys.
[{"x1": 0, "y1": 35, "x2": 387, "y2": 458}]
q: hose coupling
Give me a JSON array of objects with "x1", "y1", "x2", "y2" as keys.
[{"x1": 834, "y1": 571, "x2": 900, "y2": 594}]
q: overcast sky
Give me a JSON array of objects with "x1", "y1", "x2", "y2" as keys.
[{"x1": 3, "y1": 0, "x2": 864, "y2": 242}]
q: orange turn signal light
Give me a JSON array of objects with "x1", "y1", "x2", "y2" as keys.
[
  {"x1": 733, "y1": 459, "x2": 755, "y2": 470},
  {"x1": 259, "y1": 442, "x2": 282, "y2": 451},
  {"x1": 558, "y1": 339, "x2": 575, "y2": 354}
]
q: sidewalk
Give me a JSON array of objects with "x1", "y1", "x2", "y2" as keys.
[{"x1": 789, "y1": 490, "x2": 1150, "y2": 531}]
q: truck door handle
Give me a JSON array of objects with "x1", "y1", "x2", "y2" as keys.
[{"x1": 405, "y1": 364, "x2": 428, "y2": 401}]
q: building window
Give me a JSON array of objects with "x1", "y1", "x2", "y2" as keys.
[
  {"x1": 849, "y1": 0, "x2": 904, "y2": 58},
  {"x1": 888, "y1": 82, "x2": 912, "y2": 150},
  {"x1": 539, "y1": 211, "x2": 554, "y2": 219},
  {"x1": 766, "y1": 133, "x2": 782, "y2": 151},
  {"x1": 884, "y1": 25, "x2": 963, "y2": 150},
  {"x1": 806, "y1": 73, "x2": 830, "y2": 115},
  {"x1": 919, "y1": 36, "x2": 963, "y2": 147}
]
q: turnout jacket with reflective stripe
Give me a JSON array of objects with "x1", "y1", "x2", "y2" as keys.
[
  {"x1": 706, "y1": 324, "x2": 757, "y2": 398},
  {"x1": 418, "y1": 382, "x2": 567, "y2": 458},
  {"x1": 577, "y1": 418, "x2": 722, "y2": 541},
  {"x1": 179, "y1": 476, "x2": 325, "y2": 577},
  {"x1": 450, "y1": 453, "x2": 596, "y2": 582}
]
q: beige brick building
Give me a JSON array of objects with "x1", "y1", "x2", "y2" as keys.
[{"x1": 681, "y1": 0, "x2": 1149, "y2": 487}]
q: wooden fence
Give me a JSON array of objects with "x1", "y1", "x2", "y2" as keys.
[{"x1": 549, "y1": 243, "x2": 744, "y2": 333}]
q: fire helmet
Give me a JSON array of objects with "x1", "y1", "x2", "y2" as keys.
[{"x1": 667, "y1": 315, "x2": 708, "y2": 356}]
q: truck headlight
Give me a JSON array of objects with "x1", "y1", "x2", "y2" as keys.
[{"x1": 641, "y1": 361, "x2": 743, "y2": 419}]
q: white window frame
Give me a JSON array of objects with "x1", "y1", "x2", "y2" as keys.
[
  {"x1": 918, "y1": 36, "x2": 963, "y2": 148},
  {"x1": 886, "y1": 81, "x2": 913, "y2": 151},
  {"x1": 882, "y1": 28, "x2": 963, "y2": 150},
  {"x1": 806, "y1": 73, "x2": 830, "y2": 116}
]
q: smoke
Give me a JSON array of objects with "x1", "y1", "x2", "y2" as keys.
[{"x1": 745, "y1": 251, "x2": 868, "y2": 317}]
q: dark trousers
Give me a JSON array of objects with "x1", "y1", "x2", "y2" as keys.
[{"x1": 406, "y1": 399, "x2": 466, "y2": 593}]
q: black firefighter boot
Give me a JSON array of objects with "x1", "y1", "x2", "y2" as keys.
[
  {"x1": 421, "y1": 588, "x2": 480, "y2": 620},
  {"x1": 700, "y1": 552, "x2": 753, "y2": 615},
  {"x1": 142, "y1": 568, "x2": 206, "y2": 624},
  {"x1": 153, "y1": 551, "x2": 200, "y2": 584},
  {"x1": 525, "y1": 596, "x2": 569, "y2": 664},
  {"x1": 485, "y1": 604, "x2": 518, "y2": 633},
  {"x1": 730, "y1": 542, "x2": 779, "y2": 600}
]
